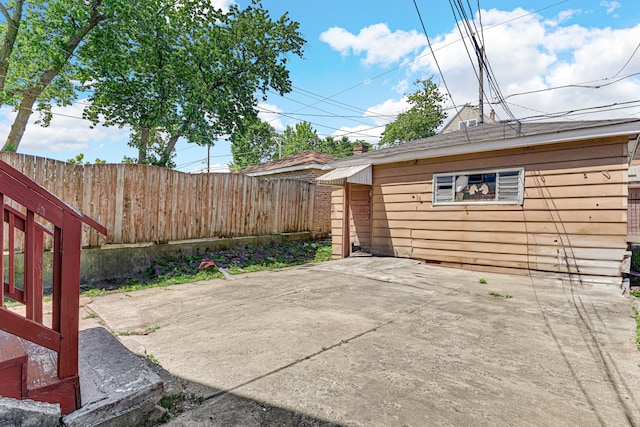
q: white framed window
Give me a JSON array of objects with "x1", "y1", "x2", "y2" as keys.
[
  {"x1": 458, "y1": 119, "x2": 478, "y2": 130},
  {"x1": 433, "y1": 167, "x2": 525, "y2": 206}
]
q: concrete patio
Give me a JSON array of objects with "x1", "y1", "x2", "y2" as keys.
[{"x1": 82, "y1": 257, "x2": 640, "y2": 426}]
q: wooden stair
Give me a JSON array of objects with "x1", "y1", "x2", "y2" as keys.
[{"x1": 0, "y1": 329, "x2": 79, "y2": 414}]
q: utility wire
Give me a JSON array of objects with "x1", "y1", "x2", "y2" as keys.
[{"x1": 412, "y1": 0, "x2": 462, "y2": 127}]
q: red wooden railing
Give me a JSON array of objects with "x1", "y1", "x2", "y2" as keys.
[{"x1": 0, "y1": 159, "x2": 106, "y2": 413}]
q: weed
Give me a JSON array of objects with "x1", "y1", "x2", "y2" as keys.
[
  {"x1": 633, "y1": 306, "x2": 640, "y2": 349},
  {"x1": 145, "y1": 325, "x2": 160, "y2": 334},
  {"x1": 117, "y1": 325, "x2": 160, "y2": 336},
  {"x1": 632, "y1": 289, "x2": 640, "y2": 298},
  {"x1": 489, "y1": 292, "x2": 512, "y2": 299},
  {"x1": 82, "y1": 312, "x2": 98, "y2": 320},
  {"x1": 147, "y1": 353, "x2": 160, "y2": 364},
  {"x1": 479, "y1": 278, "x2": 487, "y2": 284}
]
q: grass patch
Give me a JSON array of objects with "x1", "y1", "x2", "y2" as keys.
[
  {"x1": 478, "y1": 278, "x2": 487, "y2": 284},
  {"x1": 633, "y1": 306, "x2": 640, "y2": 349},
  {"x1": 632, "y1": 289, "x2": 640, "y2": 298},
  {"x1": 147, "y1": 353, "x2": 160, "y2": 364},
  {"x1": 489, "y1": 292, "x2": 512, "y2": 299},
  {"x1": 82, "y1": 312, "x2": 98, "y2": 320},
  {"x1": 81, "y1": 238, "x2": 331, "y2": 297},
  {"x1": 117, "y1": 325, "x2": 160, "y2": 336}
]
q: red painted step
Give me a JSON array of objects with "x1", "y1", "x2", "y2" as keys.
[
  {"x1": 21, "y1": 339, "x2": 79, "y2": 415},
  {"x1": 0, "y1": 332, "x2": 79, "y2": 414},
  {"x1": 0, "y1": 329, "x2": 27, "y2": 399}
]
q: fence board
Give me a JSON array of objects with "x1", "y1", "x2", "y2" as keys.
[{"x1": 0, "y1": 153, "x2": 315, "y2": 250}]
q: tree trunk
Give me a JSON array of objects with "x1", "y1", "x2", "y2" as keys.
[
  {"x1": 0, "y1": 0, "x2": 25, "y2": 102},
  {"x1": 2, "y1": 1, "x2": 104, "y2": 152},
  {"x1": 138, "y1": 125, "x2": 149, "y2": 163},
  {"x1": 158, "y1": 134, "x2": 180, "y2": 166},
  {"x1": 5, "y1": 94, "x2": 36, "y2": 150}
]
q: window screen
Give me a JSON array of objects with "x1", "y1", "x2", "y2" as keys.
[{"x1": 433, "y1": 168, "x2": 524, "y2": 205}]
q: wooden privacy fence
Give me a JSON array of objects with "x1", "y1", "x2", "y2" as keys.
[{"x1": 0, "y1": 153, "x2": 315, "y2": 249}]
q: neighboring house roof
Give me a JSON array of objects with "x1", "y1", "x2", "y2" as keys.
[
  {"x1": 441, "y1": 104, "x2": 495, "y2": 134},
  {"x1": 190, "y1": 164, "x2": 231, "y2": 174},
  {"x1": 241, "y1": 150, "x2": 336, "y2": 176},
  {"x1": 325, "y1": 119, "x2": 640, "y2": 170}
]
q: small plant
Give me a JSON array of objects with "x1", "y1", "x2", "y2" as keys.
[
  {"x1": 633, "y1": 306, "x2": 640, "y2": 349},
  {"x1": 82, "y1": 312, "x2": 98, "y2": 320},
  {"x1": 479, "y1": 278, "x2": 487, "y2": 284},
  {"x1": 147, "y1": 353, "x2": 160, "y2": 364},
  {"x1": 489, "y1": 292, "x2": 512, "y2": 299},
  {"x1": 145, "y1": 325, "x2": 160, "y2": 335},
  {"x1": 631, "y1": 289, "x2": 640, "y2": 298}
]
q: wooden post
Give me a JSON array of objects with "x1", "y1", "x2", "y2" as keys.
[
  {"x1": 342, "y1": 183, "x2": 351, "y2": 258},
  {"x1": 57, "y1": 212, "x2": 81, "y2": 382}
]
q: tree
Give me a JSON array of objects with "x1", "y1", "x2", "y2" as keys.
[
  {"x1": 1, "y1": 0, "x2": 129, "y2": 151},
  {"x1": 80, "y1": 0, "x2": 305, "y2": 166},
  {"x1": 0, "y1": 0, "x2": 25, "y2": 99},
  {"x1": 280, "y1": 121, "x2": 322, "y2": 156},
  {"x1": 322, "y1": 136, "x2": 370, "y2": 158},
  {"x1": 379, "y1": 78, "x2": 448, "y2": 146},
  {"x1": 230, "y1": 117, "x2": 278, "y2": 171}
]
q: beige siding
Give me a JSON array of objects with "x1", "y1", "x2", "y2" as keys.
[
  {"x1": 331, "y1": 188, "x2": 344, "y2": 258},
  {"x1": 346, "y1": 136, "x2": 629, "y2": 279}
]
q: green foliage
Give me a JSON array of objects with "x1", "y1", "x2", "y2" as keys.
[
  {"x1": 281, "y1": 121, "x2": 322, "y2": 156},
  {"x1": 67, "y1": 153, "x2": 107, "y2": 165},
  {"x1": 67, "y1": 153, "x2": 85, "y2": 165},
  {"x1": 380, "y1": 78, "x2": 448, "y2": 146},
  {"x1": 80, "y1": 0, "x2": 306, "y2": 166},
  {"x1": 80, "y1": 239, "x2": 331, "y2": 296},
  {"x1": 230, "y1": 116, "x2": 278, "y2": 171},
  {"x1": 489, "y1": 292, "x2": 513, "y2": 299},
  {"x1": 633, "y1": 306, "x2": 640, "y2": 348},
  {"x1": 2, "y1": 0, "x2": 118, "y2": 151},
  {"x1": 230, "y1": 118, "x2": 371, "y2": 169},
  {"x1": 479, "y1": 278, "x2": 487, "y2": 284},
  {"x1": 147, "y1": 353, "x2": 160, "y2": 364}
]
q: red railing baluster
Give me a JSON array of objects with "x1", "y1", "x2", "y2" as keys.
[
  {"x1": 8, "y1": 212, "x2": 14, "y2": 295},
  {"x1": 25, "y1": 210, "x2": 35, "y2": 321},
  {"x1": 51, "y1": 227, "x2": 62, "y2": 333},
  {"x1": 0, "y1": 194, "x2": 4, "y2": 308},
  {"x1": 33, "y1": 226, "x2": 44, "y2": 324}
]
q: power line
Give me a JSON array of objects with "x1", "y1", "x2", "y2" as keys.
[{"x1": 412, "y1": 0, "x2": 462, "y2": 125}]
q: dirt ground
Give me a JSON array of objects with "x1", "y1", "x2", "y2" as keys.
[{"x1": 82, "y1": 257, "x2": 640, "y2": 426}]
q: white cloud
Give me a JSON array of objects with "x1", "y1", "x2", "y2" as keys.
[
  {"x1": 210, "y1": 0, "x2": 234, "y2": 12},
  {"x1": 600, "y1": 1, "x2": 621, "y2": 16},
  {"x1": 402, "y1": 7, "x2": 640, "y2": 121},
  {"x1": 320, "y1": 23, "x2": 427, "y2": 66},
  {"x1": 257, "y1": 102, "x2": 285, "y2": 132},
  {"x1": 0, "y1": 100, "x2": 128, "y2": 154},
  {"x1": 364, "y1": 97, "x2": 409, "y2": 126},
  {"x1": 545, "y1": 9, "x2": 581, "y2": 26},
  {"x1": 331, "y1": 125, "x2": 384, "y2": 145}
]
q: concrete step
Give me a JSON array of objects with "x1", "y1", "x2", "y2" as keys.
[{"x1": 61, "y1": 327, "x2": 167, "y2": 427}]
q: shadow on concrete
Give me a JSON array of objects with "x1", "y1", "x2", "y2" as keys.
[{"x1": 165, "y1": 377, "x2": 344, "y2": 427}]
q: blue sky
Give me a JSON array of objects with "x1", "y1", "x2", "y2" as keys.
[{"x1": 3, "y1": 0, "x2": 640, "y2": 171}]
